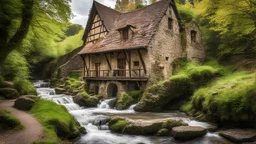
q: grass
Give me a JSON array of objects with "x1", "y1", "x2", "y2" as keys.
[
  {"x1": 29, "y1": 98, "x2": 80, "y2": 143},
  {"x1": 0, "y1": 110, "x2": 24, "y2": 132},
  {"x1": 183, "y1": 71, "x2": 256, "y2": 123},
  {"x1": 56, "y1": 30, "x2": 84, "y2": 57}
]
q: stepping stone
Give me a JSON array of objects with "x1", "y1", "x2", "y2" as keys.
[
  {"x1": 172, "y1": 126, "x2": 207, "y2": 140},
  {"x1": 219, "y1": 129, "x2": 256, "y2": 143}
]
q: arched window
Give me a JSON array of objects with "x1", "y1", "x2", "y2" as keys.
[{"x1": 191, "y1": 30, "x2": 197, "y2": 42}]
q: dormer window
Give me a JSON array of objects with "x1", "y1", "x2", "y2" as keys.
[
  {"x1": 117, "y1": 25, "x2": 136, "y2": 41},
  {"x1": 122, "y1": 29, "x2": 129, "y2": 40},
  {"x1": 191, "y1": 30, "x2": 197, "y2": 42},
  {"x1": 168, "y1": 18, "x2": 173, "y2": 30}
]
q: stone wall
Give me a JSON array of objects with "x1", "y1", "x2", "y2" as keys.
[
  {"x1": 185, "y1": 22, "x2": 205, "y2": 62},
  {"x1": 58, "y1": 54, "x2": 84, "y2": 78},
  {"x1": 147, "y1": 5, "x2": 184, "y2": 84}
]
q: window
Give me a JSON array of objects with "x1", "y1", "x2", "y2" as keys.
[
  {"x1": 168, "y1": 18, "x2": 173, "y2": 30},
  {"x1": 191, "y1": 30, "x2": 197, "y2": 42},
  {"x1": 122, "y1": 29, "x2": 129, "y2": 40},
  {"x1": 133, "y1": 61, "x2": 139, "y2": 66},
  {"x1": 165, "y1": 57, "x2": 169, "y2": 61}
]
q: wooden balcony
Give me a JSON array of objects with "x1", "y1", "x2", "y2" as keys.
[{"x1": 83, "y1": 69, "x2": 148, "y2": 81}]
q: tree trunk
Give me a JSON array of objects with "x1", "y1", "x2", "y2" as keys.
[{"x1": 0, "y1": 0, "x2": 34, "y2": 72}]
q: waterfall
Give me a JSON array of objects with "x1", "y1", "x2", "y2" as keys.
[{"x1": 34, "y1": 80, "x2": 228, "y2": 144}]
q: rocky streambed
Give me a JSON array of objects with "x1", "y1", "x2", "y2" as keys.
[{"x1": 34, "y1": 81, "x2": 238, "y2": 144}]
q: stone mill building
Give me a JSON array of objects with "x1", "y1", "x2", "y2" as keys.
[{"x1": 59, "y1": 0, "x2": 205, "y2": 98}]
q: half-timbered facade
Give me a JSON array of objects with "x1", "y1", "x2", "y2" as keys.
[{"x1": 78, "y1": 0, "x2": 205, "y2": 97}]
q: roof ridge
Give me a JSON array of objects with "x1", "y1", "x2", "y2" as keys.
[{"x1": 93, "y1": 0, "x2": 121, "y2": 14}]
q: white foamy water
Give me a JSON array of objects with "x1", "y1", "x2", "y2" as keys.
[{"x1": 34, "y1": 81, "x2": 231, "y2": 144}]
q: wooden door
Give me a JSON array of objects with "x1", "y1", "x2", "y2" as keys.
[
  {"x1": 95, "y1": 63, "x2": 100, "y2": 77},
  {"x1": 117, "y1": 58, "x2": 126, "y2": 76}
]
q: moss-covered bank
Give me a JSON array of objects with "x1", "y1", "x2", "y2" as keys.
[
  {"x1": 181, "y1": 72, "x2": 256, "y2": 127},
  {"x1": 0, "y1": 110, "x2": 24, "y2": 132},
  {"x1": 29, "y1": 97, "x2": 81, "y2": 143},
  {"x1": 135, "y1": 62, "x2": 220, "y2": 112}
]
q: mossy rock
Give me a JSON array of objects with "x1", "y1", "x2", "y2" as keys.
[
  {"x1": 0, "y1": 88, "x2": 20, "y2": 99},
  {"x1": 156, "y1": 128, "x2": 172, "y2": 136},
  {"x1": 109, "y1": 117, "x2": 186, "y2": 136},
  {"x1": 48, "y1": 119, "x2": 80, "y2": 140},
  {"x1": 73, "y1": 92, "x2": 99, "y2": 107},
  {"x1": 116, "y1": 91, "x2": 142, "y2": 110},
  {"x1": 109, "y1": 119, "x2": 128, "y2": 133}
]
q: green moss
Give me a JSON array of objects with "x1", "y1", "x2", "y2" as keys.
[
  {"x1": 73, "y1": 91, "x2": 99, "y2": 107},
  {"x1": 30, "y1": 99, "x2": 80, "y2": 143},
  {"x1": 109, "y1": 119, "x2": 128, "y2": 133},
  {"x1": 14, "y1": 78, "x2": 37, "y2": 95},
  {"x1": 116, "y1": 90, "x2": 142, "y2": 110},
  {"x1": 135, "y1": 61, "x2": 220, "y2": 112},
  {"x1": 188, "y1": 72, "x2": 256, "y2": 124},
  {"x1": 0, "y1": 110, "x2": 24, "y2": 132}
]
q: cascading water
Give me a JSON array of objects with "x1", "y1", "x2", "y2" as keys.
[{"x1": 34, "y1": 81, "x2": 231, "y2": 144}]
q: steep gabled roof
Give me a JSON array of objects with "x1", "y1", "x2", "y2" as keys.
[
  {"x1": 82, "y1": 1, "x2": 121, "y2": 40},
  {"x1": 79, "y1": 0, "x2": 179, "y2": 54}
]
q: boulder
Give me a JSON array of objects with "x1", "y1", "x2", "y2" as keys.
[
  {"x1": 109, "y1": 116, "x2": 187, "y2": 136},
  {"x1": 73, "y1": 94, "x2": 99, "y2": 107},
  {"x1": 55, "y1": 87, "x2": 66, "y2": 94},
  {"x1": 0, "y1": 88, "x2": 20, "y2": 99},
  {"x1": 172, "y1": 126, "x2": 207, "y2": 140},
  {"x1": 219, "y1": 129, "x2": 256, "y2": 143},
  {"x1": 14, "y1": 96, "x2": 36, "y2": 110}
]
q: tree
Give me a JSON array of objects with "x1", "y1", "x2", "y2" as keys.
[
  {"x1": 0, "y1": 0, "x2": 71, "y2": 73},
  {"x1": 197, "y1": 0, "x2": 256, "y2": 58},
  {"x1": 150, "y1": 0, "x2": 157, "y2": 4},
  {"x1": 115, "y1": 0, "x2": 129, "y2": 12},
  {"x1": 65, "y1": 24, "x2": 83, "y2": 36}
]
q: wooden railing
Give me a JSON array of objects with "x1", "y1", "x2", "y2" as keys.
[{"x1": 83, "y1": 69, "x2": 148, "y2": 81}]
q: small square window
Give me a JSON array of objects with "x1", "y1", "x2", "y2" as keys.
[
  {"x1": 168, "y1": 18, "x2": 173, "y2": 30},
  {"x1": 165, "y1": 57, "x2": 169, "y2": 61},
  {"x1": 134, "y1": 61, "x2": 139, "y2": 66}
]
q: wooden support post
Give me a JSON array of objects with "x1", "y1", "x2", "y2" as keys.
[
  {"x1": 128, "y1": 51, "x2": 131, "y2": 77},
  {"x1": 104, "y1": 53, "x2": 112, "y2": 70},
  {"x1": 122, "y1": 50, "x2": 131, "y2": 77},
  {"x1": 137, "y1": 49, "x2": 147, "y2": 74},
  {"x1": 88, "y1": 54, "x2": 91, "y2": 77}
]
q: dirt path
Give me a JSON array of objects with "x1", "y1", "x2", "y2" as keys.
[{"x1": 0, "y1": 100, "x2": 43, "y2": 144}]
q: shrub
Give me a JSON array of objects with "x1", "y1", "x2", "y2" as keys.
[{"x1": 14, "y1": 78, "x2": 37, "y2": 95}]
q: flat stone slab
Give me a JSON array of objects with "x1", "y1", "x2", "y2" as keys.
[
  {"x1": 172, "y1": 126, "x2": 207, "y2": 140},
  {"x1": 219, "y1": 129, "x2": 256, "y2": 143}
]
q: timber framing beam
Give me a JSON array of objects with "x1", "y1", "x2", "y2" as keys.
[
  {"x1": 81, "y1": 55, "x2": 88, "y2": 76},
  {"x1": 122, "y1": 50, "x2": 131, "y2": 77},
  {"x1": 137, "y1": 49, "x2": 147, "y2": 74},
  {"x1": 104, "y1": 53, "x2": 112, "y2": 70}
]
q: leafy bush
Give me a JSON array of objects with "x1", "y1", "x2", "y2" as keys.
[
  {"x1": 30, "y1": 99, "x2": 80, "y2": 142},
  {"x1": 14, "y1": 78, "x2": 36, "y2": 95},
  {"x1": 0, "y1": 110, "x2": 23, "y2": 132}
]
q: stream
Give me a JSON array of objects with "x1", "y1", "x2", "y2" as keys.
[{"x1": 34, "y1": 80, "x2": 231, "y2": 144}]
